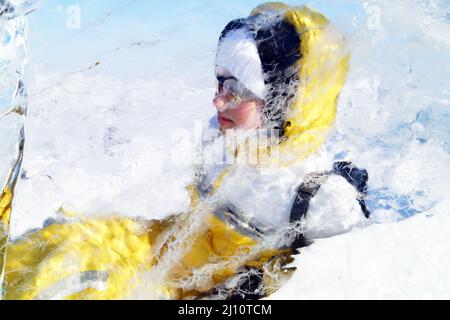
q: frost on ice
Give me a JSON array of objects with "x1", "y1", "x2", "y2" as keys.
[{"x1": 0, "y1": 0, "x2": 32, "y2": 290}]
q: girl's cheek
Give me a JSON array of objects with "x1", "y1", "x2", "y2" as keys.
[
  {"x1": 242, "y1": 107, "x2": 258, "y2": 123},
  {"x1": 226, "y1": 102, "x2": 262, "y2": 129},
  {"x1": 233, "y1": 110, "x2": 249, "y2": 126}
]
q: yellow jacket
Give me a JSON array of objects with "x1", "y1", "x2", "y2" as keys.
[{"x1": 1, "y1": 3, "x2": 349, "y2": 300}]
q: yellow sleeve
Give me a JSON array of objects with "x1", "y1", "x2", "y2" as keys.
[{"x1": 2, "y1": 217, "x2": 154, "y2": 300}]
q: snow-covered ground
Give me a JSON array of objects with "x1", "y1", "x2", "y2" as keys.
[
  {"x1": 6, "y1": 0, "x2": 450, "y2": 299},
  {"x1": 272, "y1": 203, "x2": 450, "y2": 300}
]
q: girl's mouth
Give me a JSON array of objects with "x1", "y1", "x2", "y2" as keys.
[{"x1": 218, "y1": 114, "x2": 234, "y2": 126}]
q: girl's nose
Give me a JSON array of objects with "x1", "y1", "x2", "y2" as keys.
[
  {"x1": 213, "y1": 92, "x2": 233, "y2": 112},
  {"x1": 213, "y1": 93, "x2": 227, "y2": 112}
]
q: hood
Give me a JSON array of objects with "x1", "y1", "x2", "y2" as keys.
[{"x1": 215, "y1": 2, "x2": 350, "y2": 166}]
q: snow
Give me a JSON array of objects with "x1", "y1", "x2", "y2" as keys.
[
  {"x1": 303, "y1": 175, "x2": 369, "y2": 240},
  {"x1": 3, "y1": 0, "x2": 450, "y2": 299},
  {"x1": 271, "y1": 207, "x2": 450, "y2": 300},
  {"x1": 10, "y1": 73, "x2": 214, "y2": 236}
]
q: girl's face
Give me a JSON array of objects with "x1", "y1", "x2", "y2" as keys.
[
  {"x1": 213, "y1": 94, "x2": 263, "y2": 131},
  {"x1": 213, "y1": 74, "x2": 264, "y2": 132}
]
